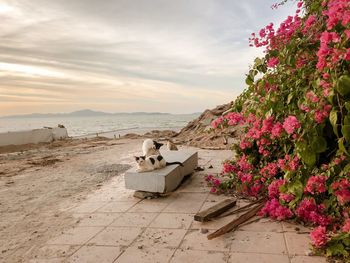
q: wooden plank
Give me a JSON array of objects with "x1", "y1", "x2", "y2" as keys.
[
  {"x1": 194, "y1": 198, "x2": 237, "y2": 222},
  {"x1": 207, "y1": 199, "x2": 266, "y2": 240}
]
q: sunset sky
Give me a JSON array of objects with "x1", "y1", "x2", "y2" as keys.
[{"x1": 0, "y1": 0, "x2": 296, "y2": 116}]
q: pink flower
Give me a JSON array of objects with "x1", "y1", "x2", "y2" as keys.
[
  {"x1": 268, "y1": 179, "x2": 285, "y2": 199},
  {"x1": 342, "y1": 219, "x2": 350, "y2": 232},
  {"x1": 280, "y1": 193, "x2": 295, "y2": 202},
  {"x1": 211, "y1": 117, "x2": 224, "y2": 129},
  {"x1": 310, "y1": 226, "x2": 328, "y2": 248},
  {"x1": 271, "y1": 122, "x2": 284, "y2": 138},
  {"x1": 259, "y1": 198, "x2": 293, "y2": 221},
  {"x1": 297, "y1": 1, "x2": 303, "y2": 8},
  {"x1": 305, "y1": 175, "x2": 327, "y2": 195},
  {"x1": 267, "y1": 57, "x2": 279, "y2": 67},
  {"x1": 283, "y1": 116, "x2": 301, "y2": 134},
  {"x1": 296, "y1": 198, "x2": 332, "y2": 226}
]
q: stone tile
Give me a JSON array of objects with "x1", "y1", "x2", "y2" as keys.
[
  {"x1": 190, "y1": 215, "x2": 235, "y2": 230},
  {"x1": 133, "y1": 228, "x2": 187, "y2": 249},
  {"x1": 77, "y1": 213, "x2": 121, "y2": 227},
  {"x1": 88, "y1": 226, "x2": 142, "y2": 246},
  {"x1": 180, "y1": 229, "x2": 231, "y2": 252},
  {"x1": 149, "y1": 213, "x2": 194, "y2": 229},
  {"x1": 116, "y1": 247, "x2": 175, "y2": 263},
  {"x1": 97, "y1": 201, "x2": 137, "y2": 213},
  {"x1": 110, "y1": 212, "x2": 157, "y2": 227},
  {"x1": 175, "y1": 192, "x2": 208, "y2": 202},
  {"x1": 163, "y1": 201, "x2": 204, "y2": 213},
  {"x1": 285, "y1": 232, "x2": 311, "y2": 256},
  {"x1": 29, "y1": 258, "x2": 66, "y2": 263},
  {"x1": 67, "y1": 245, "x2": 122, "y2": 263},
  {"x1": 228, "y1": 253, "x2": 289, "y2": 263},
  {"x1": 32, "y1": 244, "x2": 79, "y2": 260},
  {"x1": 170, "y1": 249, "x2": 227, "y2": 263},
  {"x1": 291, "y1": 255, "x2": 327, "y2": 263},
  {"x1": 47, "y1": 227, "x2": 103, "y2": 245},
  {"x1": 70, "y1": 202, "x2": 108, "y2": 213},
  {"x1": 282, "y1": 221, "x2": 312, "y2": 233},
  {"x1": 239, "y1": 218, "x2": 283, "y2": 232},
  {"x1": 128, "y1": 200, "x2": 170, "y2": 213},
  {"x1": 230, "y1": 231, "x2": 287, "y2": 254}
]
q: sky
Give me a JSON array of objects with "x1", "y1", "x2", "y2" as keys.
[{"x1": 0, "y1": 0, "x2": 296, "y2": 116}]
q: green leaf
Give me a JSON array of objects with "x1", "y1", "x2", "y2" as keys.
[
  {"x1": 245, "y1": 75, "x2": 253, "y2": 86},
  {"x1": 326, "y1": 242, "x2": 348, "y2": 257},
  {"x1": 311, "y1": 136, "x2": 327, "y2": 153},
  {"x1": 338, "y1": 138, "x2": 350, "y2": 156},
  {"x1": 329, "y1": 110, "x2": 339, "y2": 137},
  {"x1": 299, "y1": 149, "x2": 316, "y2": 166},
  {"x1": 345, "y1": 102, "x2": 350, "y2": 112},
  {"x1": 287, "y1": 93, "x2": 293, "y2": 104},
  {"x1": 342, "y1": 125, "x2": 350, "y2": 142},
  {"x1": 336, "y1": 75, "x2": 350, "y2": 97},
  {"x1": 288, "y1": 180, "x2": 304, "y2": 198}
]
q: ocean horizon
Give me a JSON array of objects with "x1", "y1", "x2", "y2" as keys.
[{"x1": 0, "y1": 113, "x2": 199, "y2": 137}]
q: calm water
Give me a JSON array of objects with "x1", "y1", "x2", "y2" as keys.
[{"x1": 0, "y1": 114, "x2": 199, "y2": 137}]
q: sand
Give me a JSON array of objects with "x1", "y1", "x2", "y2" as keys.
[{"x1": 0, "y1": 137, "x2": 143, "y2": 262}]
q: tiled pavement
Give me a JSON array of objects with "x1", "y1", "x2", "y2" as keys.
[{"x1": 30, "y1": 149, "x2": 326, "y2": 263}]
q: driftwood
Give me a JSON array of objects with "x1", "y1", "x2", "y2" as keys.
[
  {"x1": 217, "y1": 198, "x2": 265, "y2": 218},
  {"x1": 207, "y1": 198, "x2": 266, "y2": 240},
  {"x1": 194, "y1": 198, "x2": 237, "y2": 222}
]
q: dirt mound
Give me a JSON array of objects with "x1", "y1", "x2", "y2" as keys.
[{"x1": 173, "y1": 103, "x2": 241, "y2": 149}]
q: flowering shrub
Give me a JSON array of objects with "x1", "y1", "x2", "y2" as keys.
[{"x1": 207, "y1": 0, "x2": 350, "y2": 259}]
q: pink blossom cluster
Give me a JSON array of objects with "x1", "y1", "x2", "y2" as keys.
[
  {"x1": 259, "y1": 162, "x2": 279, "y2": 179},
  {"x1": 278, "y1": 155, "x2": 300, "y2": 171},
  {"x1": 295, "y1": 198, "x2": 332, "y2": 226},
  {"x1": 305, "y1": 175, "x2": 328, "y2": 195},
  {"x1": 342, "y1": 218, "x2": 350, "y2": 232},
  {"x1": 259, "y1": 198, "x2": 293, "y2": 221},
  {"x1": 205, "y1": 174, "x2": 222, "y2": 194},
  {"x1": 310, "y1": 226, "x2": 329, "y2": 248},
  {"x1": 267, "y1": 57, "x2": 279, "y2": 68},
  {"x1": 323, "y1": 0, "x2": 350, "y2": 30},
  {"x1": 282, "y1": 116, "x2": 301, "y2": 134},
  {"x1": 332, "y1": 179, "x2": 350, "y2": 204},
  {"x1": 314, "y1": 104, "x2": 332, "y2": 123},
  {"x1": 222, "y1": 162, "x2": 238, "y2": 174},
  {"x1": 211, "y1": 112, "x2": 245, "y2": 129},
  {"x1": 268, "y1": 179, "x2": 285, "y2": 199}
]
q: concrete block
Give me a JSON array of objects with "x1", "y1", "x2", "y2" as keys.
[
  {"x1": 0, "y1": 128, "x2": 68, "y2": 147},
  {"x1": 125, "y1": 150, "x2": 198, "y2": 193}
]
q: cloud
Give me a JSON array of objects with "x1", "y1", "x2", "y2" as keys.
[{"x1": 0, "y1": 0, "x2": 296, "y2": 115}]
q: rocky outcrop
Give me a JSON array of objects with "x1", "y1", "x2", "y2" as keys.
[{"x1": 173, "y1": 103, "x2": 241, "y2": 149}]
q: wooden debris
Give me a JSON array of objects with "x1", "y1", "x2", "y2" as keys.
[
  {"x1": 207, "y1": 198, "x2": 266, "y2": 240},
  {"x1": 194, "y1": 198, "x2": 237, "y2": 222}
]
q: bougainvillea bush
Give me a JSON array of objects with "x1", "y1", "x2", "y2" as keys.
[{"x1": 207, "y1": 0, "x2": 350, "y2": 258}]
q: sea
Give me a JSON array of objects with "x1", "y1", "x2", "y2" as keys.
[{"x1": 0, "y1": 113, "x2": 199, "y2": 137}]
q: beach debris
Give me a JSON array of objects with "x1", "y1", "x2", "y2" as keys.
[
  {"x1": 167, "y1": 140, "x2": 178, "y2": 151},
  {"x1": 194, "y1": 198, "x2": 237, "y2": 222},
  {"x1": 207, "y1": 198, "x2": 266, "y2": 240},
  {"x1": 200, "y1": 228, "x2": 209, "y2": 234},
  {"x1": 133, "y1": 191, "x2": 159, "y2": 199}
]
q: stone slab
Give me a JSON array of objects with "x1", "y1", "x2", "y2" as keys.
[{"x1": 125, "y1": 150, "x2": 198, "y2": 193}]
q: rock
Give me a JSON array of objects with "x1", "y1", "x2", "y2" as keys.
[
  {"x1": 167, "y1": 141, "x2": 178, "y2": 151},
  {"x1": 200, "y1": 228, "x2": 209, "y2": 234},
  {"x1": 133, "y1": 191, "x2": 159, "y2": 199}
]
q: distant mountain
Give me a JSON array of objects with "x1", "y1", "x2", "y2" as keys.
[{"x1": 0, "y1": 109, "x2": 174, "y2": 119}]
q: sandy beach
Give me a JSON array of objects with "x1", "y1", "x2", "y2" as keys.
[{"x1": 0, "y1": 137, "x2": 146, "y2": 262}]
